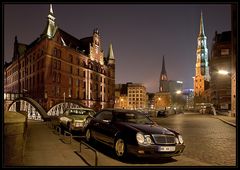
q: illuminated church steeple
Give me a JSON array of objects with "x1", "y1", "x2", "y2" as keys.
[
  {"x1": 194, "y1": 12, "x2": 210, "y2": 99},
  {"x1": 159, "y1": 56, "x2": 169, "y2": 92}
]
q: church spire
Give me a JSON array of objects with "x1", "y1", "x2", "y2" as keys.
[
  {"x1": 194, "y1": 11, "x2": 209, "y2": 101},
  {"x1": 159, "y1": 55, "x2": 168, "y2": 92},
  {"x1": 199, "y1": 11, "x2": 205, "y2": 37},
  {"x1": 161, "y1": 55, "x2": 167, "y2": 79}
]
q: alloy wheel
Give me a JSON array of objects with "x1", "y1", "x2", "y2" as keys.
[
  {"x1": 85, "y1": 129, "x2": 91, "y2": 142},
  {"x1": 115, "y1": 138, "x2": 125, "y2": 157}
]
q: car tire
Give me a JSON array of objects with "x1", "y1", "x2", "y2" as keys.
[
  {"x1": 85, "y1": 128, "x2": 92, "y2": 142},
  {"x1": 59, "y1": 123, "x2": 65, "y2": 134},
  {"x1": 67, "y1": 122, "x2": 72, "y2": 133},
  {"x1": 114, "y1": 137, "x2": 127, "y2": 159}
]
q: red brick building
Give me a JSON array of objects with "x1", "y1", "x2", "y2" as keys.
[{"x1": 4, "y1": 5, "x2": 115, "y2": 111}]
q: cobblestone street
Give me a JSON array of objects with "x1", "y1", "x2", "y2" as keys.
[{"x1": 152, "y1": 112, "x2": 236, "y2": 166}]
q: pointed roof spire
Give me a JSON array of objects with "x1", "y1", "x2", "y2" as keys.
[
  {"x1": 50, "y1": 4, "x2": 53, "y2": 14},
  {"x1": 42, "y1": 4, "x2": 57, "y2": 39},
  {"x1": 108, "y1": 43, "x2": 115, "y2": 60},
  {"x1": 161, "y1": 55, "x2": 167, "y2": 76},
  {"x1": 199, "y1": 11, "x2": 205, "y2": 37},
  {"x1": 93, "y1": 28, "x2": 99, "y2": 35},
  {"x1": 13, "y1": 36, "x2": 19, "y2": 59}
]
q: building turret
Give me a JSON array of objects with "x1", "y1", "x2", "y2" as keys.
[
  {"x1": 107, "y1": 43, "x2": 115, "y2": 65},
  {"x1": 13, "y1": 36, "x2": 19, "y2": 60},
  {"x1": 42, "y1": 4, "x2": 58, "y2": 39}
]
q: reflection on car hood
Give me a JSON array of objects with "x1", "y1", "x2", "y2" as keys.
[{"x1": 119, "y1": 122, "x2": 175, "y2": 135}]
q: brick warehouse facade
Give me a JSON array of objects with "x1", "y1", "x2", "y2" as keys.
[{"x1": 4, "y1": 5, "x2": 115, "y2": 111}]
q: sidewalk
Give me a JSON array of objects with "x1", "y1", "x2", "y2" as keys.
[
  {"x1": 23, "y1": 120, "x2": 88, "y2": 166},
  {"x1": 22, "y1": 120, "x2": 128, "y2": 167},
  {"x1": 213, "y1": 115, "x2": 236, "y2": 127}
]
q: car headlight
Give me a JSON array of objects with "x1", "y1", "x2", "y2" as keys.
[
  {"x1": 136, "y1": 133, "x2": 153, "y2": 145},
  {"x1": 145, "y1": 135, "x2": 152, "y2": 145},
  {"x1": 178, "y1": 135, "x2": 184, "y2": 144},
  {"x1": 175, "y1": 137, "x2": 179, "y2": 144},
  {"x1": 136, "y1": 133, "x2": 145, "y2": 144}
]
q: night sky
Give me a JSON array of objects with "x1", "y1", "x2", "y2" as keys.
[{"x1": 4, "y1": 4, "x2": 231, "y2": 93}]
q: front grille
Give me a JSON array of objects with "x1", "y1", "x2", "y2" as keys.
[{"x1": 152, "y1": 134, "x2": 175, "y2": 144}]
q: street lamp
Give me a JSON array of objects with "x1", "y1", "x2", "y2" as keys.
[
  {"x1": 218, "y1": 70, "x2": 230, "y2": 76},
  {"x1": 176, "y1": 90, "x2": 182, "y2": 94},
  {"x1": 120, "y1": 98, "x2": 124, "y2": 109},
  {"x1": 156, "y1": 97, "x2": 161, "y2": 110},
  {"x1": 63, "y1": 92, "x2": 66, "y2": 110}
]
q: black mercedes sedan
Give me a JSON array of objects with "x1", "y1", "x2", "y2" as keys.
[{"x1": 84, "y1": 108, "x2": 185, "y2": 159}]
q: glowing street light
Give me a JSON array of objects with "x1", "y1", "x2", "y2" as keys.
[
  {"x1": 176, "y1": 90, "x2": 182, "y2": 94},
  {"x1": 218, "y1": 70, "x2": 230, "y2": 75}
]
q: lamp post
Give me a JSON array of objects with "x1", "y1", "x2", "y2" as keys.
[
  {"x1": 120, "y1": 98, "x2": 123, "y2": 109},
  {"x1": 157, "y1": 97, "x2": 161, "y2": 110},
  {"x1": 63, "y1": 92, "x2": 66, "y2": 110}
]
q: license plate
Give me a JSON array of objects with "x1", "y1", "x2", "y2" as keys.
[
  {"x1": 76, "y1": 122, "x2": 83, "y2": 127},
  {"x1": 158, "y1": 146, "x2": 175, "y2": 152}
]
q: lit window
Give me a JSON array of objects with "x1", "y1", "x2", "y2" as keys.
[{"x1": 221, "y1": 49, "x2": 229, "y2": 55}]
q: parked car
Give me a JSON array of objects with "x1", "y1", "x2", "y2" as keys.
[
  {"x1": 157, "y1": 110, "x2": 167, "y2": 117},
  {"x1": 84, "y1": 108, "x2": 185, "y2": 159},
  {"x1": 59, "y1": 108, "x2": 96, "y2": 133}
]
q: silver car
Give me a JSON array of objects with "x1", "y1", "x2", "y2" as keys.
[{"x1": 59, "y1": 108, "x2": 95, "y2": 133}]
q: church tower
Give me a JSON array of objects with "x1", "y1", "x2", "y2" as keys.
[
  {"x1": 159, "y1": 55, "x2": 169, "y2": 92},
  {"x1": 194, "y1": 12, "x2": 210, "y2": 102}
]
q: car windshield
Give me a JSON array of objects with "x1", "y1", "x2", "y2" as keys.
[
  {"x1": 114, "y1": 111, "x2": 153, "y2": 124},
  {"x1": 68, "y1": 109, "x2": 94, "y2": 116}
]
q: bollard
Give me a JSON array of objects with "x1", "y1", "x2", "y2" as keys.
[{"x1": 4, "y1": 111, "x2": 26, "y2": 166}]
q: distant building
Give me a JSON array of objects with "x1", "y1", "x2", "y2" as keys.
[
  {"x1": 115, "y1": 83, "x2": 129, "y2": 109},
  {"x1": 193, "y1": 12, "x2": 210, "y2": 105},
  {"x1": 115, "y1": 82, "x2": 147, "y2": 110},
  {"x1": 169, "y1": 80, "x2": 185, "y2": 109},
  {"x1": 4, "y1": 5, "x2": 115, "y2": 111},
  {"x1": 209, "y1": 31, "x2": 231, "y2": 110},
  {"x1": 127, "y1": 83, "x2": 147, "y2": 110},
  {"x1": 182, "y1": 89, "x2": 194, "y2": 110},
  {"x1": 168, "y1": 80, "x2": 183, "y2": 94}
]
